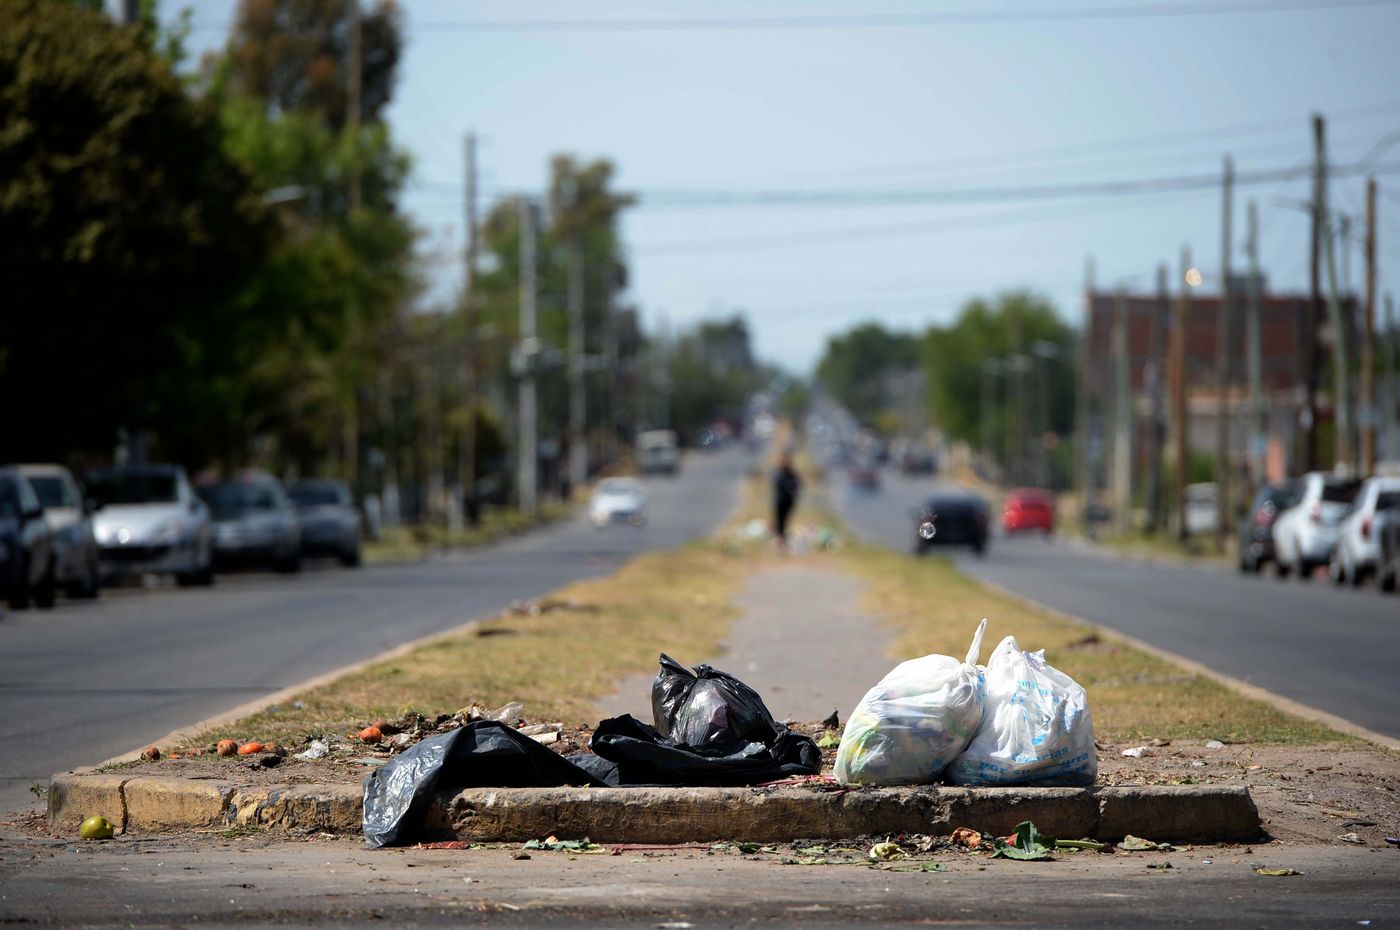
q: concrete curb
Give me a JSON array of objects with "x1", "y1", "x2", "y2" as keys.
[{"x1": 48, "y1": 773, "x2": 1260, "y2": 844}]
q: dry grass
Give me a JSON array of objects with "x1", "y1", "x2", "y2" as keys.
[
  {"x1": 838, "y1": 540, "x2": 1345, "y2": 745},
  {"x1": 192, "y1": 541, "x2": 751, "y2": 748},
  {"x1": 363, "y1": 503, "x2": 572, "y2": 563}
]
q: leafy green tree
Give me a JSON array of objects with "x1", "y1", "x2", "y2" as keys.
[
  {"x1": 815, "y1": 322, "x2": 919, "y2": 425},
  {"x1": 0, "y1": 0, "x2": 270, "y2": 461},
  {"x1": 921, "y1": 291, "x2": 1074, "y2": 458},
  {"x1": 667, "y1": 316, "x2": 766, "y2": 440},
  {"x1": 225, "y1": 0, "x2": 402, "y2": 130}
]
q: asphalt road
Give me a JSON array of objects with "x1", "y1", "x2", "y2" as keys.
[
  {"x1": 1, "y1": 833, "x2": 1394, "y2": 929},
  {"x1": 0, "y1": 447, "x2": 752, "y2": 817},
  {"x1": 832, "y1": 466, "x2": 1400, "y2": 742}
]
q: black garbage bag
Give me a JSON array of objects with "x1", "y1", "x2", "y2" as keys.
[
  {"x1": 652, "y1": 653, "x2": 782, "y2": 754},
  {"x1": 362, "y1": 721, "x2": 606, "y2": 848},
  {"x1": 589, "y1": 714, "x2": 821, "y2": 786}
]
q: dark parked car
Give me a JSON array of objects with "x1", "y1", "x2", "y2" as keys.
[
  {"x1": 914, "y1": 493, "x2": 989, "y2": 556},
  {"x1": 0, "y1": 467, "x2": 56, "y2": 609},
  {"x1": 288, "y1": 479, "x2": 361, "y2": 567},
  {"x1": 199, "y1": 476, "x2": 301, "y2": 573},
  {"x1": 1238, "y1": 480, "x2": 1298, "y2": 573}
]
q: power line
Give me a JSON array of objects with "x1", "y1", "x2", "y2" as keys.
[{"x1": 190, "y1": 0, "x2": 1400, "y2": 34}]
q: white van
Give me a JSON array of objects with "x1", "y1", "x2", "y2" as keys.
[{"x1": 637, "y1": 430, "x2": 680, "y2": 476}]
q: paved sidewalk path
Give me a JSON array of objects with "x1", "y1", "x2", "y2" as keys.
[{"x1": 595, "y1": 562, "x2": 895, "y2": 725}]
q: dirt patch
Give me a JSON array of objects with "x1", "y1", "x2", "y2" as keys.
[{"x1": 94, "y1": 720, "x2": 1400, "y2": 847}]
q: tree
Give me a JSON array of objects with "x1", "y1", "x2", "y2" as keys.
[
  {"x1": 668, "y1": 316, "x2": 766, "y2": 440},
  {"x1": 225, "y1": 0, "x2": 401, "y2": 130},
  {"x1": 815, "y1": 322, "x2": 919, "y2": 425},
  {"x1": 0, "y1": 0, "x2": 269, "y2": 461},
  {"x1": 921, "y1": 291, "x2": 1074, "y2": 465}
]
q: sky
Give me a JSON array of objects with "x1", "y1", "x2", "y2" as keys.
[{"x1": 164, "y1": 0, "x2": 1400, "y2": 373}]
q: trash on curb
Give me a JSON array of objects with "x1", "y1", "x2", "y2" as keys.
[
  {"x1": 1121, "y1": 746, "x2": 1149, "y2": 758},
  {"x1": 523, "y1": 836, "x2": 604, "y2": 853},
  {"x1": 652, "y1": 654, "x2": 781, "y2": 753},
  {"x1": 79, "y1": 815, "x2": 114, "y2": 840},
  {"x1": 1255, "y1": 867, "x2": 1303, "y2": 876},
  {"x1": 949, "y1": 634, "x2": 1095, "y2": 787},
  {"x1": 1339, "y1": 832, "x2": 1365, "y2": 845},
  {"x1": 950, "y1": 827, "x2": 983, "y2": 849},
  {"x1": 1118, "y1": 834, "x2": 1177, "y2": 852},
  {"x1": 834, "y1": 619, "x2": 987, "y2": 786},
  {"x1": 295, "y1": 739, "x2": 330, "y2": 760},
  {"x1": 1383, "y1": 837, "x2": 1399, "y2": 847},
  {"x1": 868, "y1": 842, "x2": 906, "y2": 861},
  {"x1": 1204, "y1": 740, "x2": 1226, "y2": 749},
  {"x1": 991, "y1": 821, "x2": 1055, "y2": 861}
]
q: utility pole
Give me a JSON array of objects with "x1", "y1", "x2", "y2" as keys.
[
  {"x1": 1215, "y1": 156, "x2": 1234, "y2": 544},
  {"x1": 1076, "y1": 257, "x2": 1095, "y2": 526},
  {"x1": 517, "y1": 199, "x2": 539, "y2": 517},
  {"x1": 567, "y1": 236, "x2": 587, "y2": 496},
  {"x1": 1171, "y1": 246, "x2": 1192, "y2": 542},
  {"x1": 1146, "y1": 263, "x2": 1169, "y2": 531},
  {"x1": 1113, "y1": 288, "x2": 1132, "y2": 536},
  {"x1": 346, "y1": 0, "x2": 362, "y2": 213},
  {"x1": 1384, "y1": 293, "x2": 1398, "y2": 462},
  {"x1": 1305, "y1": 114, "x2": 1324, "y2": 471},
  {"x1": 121, "y1": 0, "x2": 139, "y2": 25},
  {"x1": 1319, "y1": 130, "x2": 1351, "y2": 473},
  {"x1": 604, "y1": 264, "x2": 621, "y2": 466},
  {"x1": 460, "y1": 132, "x2": 480, "y2": 522},
  {"x1": 1362, "y1": 177, "x2": 1377, "y2": 475},
  {"x1": 1245, "y1": 201, "x2": 1266, "y2": 488}
]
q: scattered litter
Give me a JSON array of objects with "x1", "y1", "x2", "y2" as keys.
[
  {"x1": 1255, "y1": 867, "x2": 1303, "y2": 876},
  {"x1": 992, "y1": 821, "x2": 1055, "y2": 861},
  {"x1": 1342, "y1": 818, "x2": 1378, "y2": 827},
  {"x1": 816, "y1": 731, "x2": 840, "y2": 749},
  {"x1": 1121, "y1": 746, "x2": 1149, "y2": 758},
  {"x1": 489, "y1": 703, "x2": 525, "y2": 727},
  {"x1": 950, "y1": 633, "x2": 1095, "y2": 787},
  {"x1": 821, "y1": 709, "x2": 840, "y2": 730},
  {"x1": 835, "y1": 620, "x2": 987, "y2": 786},
  {"x1": 519, "y1": 723, "x2": 563, "y2": 737},
  {"x1": 523, "y1": 837, "x2": 604, "y2": 853},
  {"x1": 295, "y1": 739, "x2": 329, "y2": 760},
  {"x1": 951, "y1": 827, "x2": 983, "y2": 850},
  {"x1": 1146, "y1": 861, "x2": 1174, "y2": 870},
  {"x1": 216, "y1": 739, "x2": 238, "y2": 757},
  {"x1": 237, "y1": 742, "x2": 264, "y2": 756},
  {"x1": 1339, "y1": 833, "x2": 1366, "y2": 845},
  {"x1": 528, "y1": 731, "x2": 560, "y2": 745},
  {"x1": 388, "y1": 733, "x2": 414, "y2": 751},
  {"x1": 1204, "y1": 740, "x2": 1225, "y2": 749},
  {"x1": 512, "y1": 851, "x2": 530, "y2": 861},
  {"x1": 356, "y1": 757, "x2": 387, "y2": 767},
  {"x1": 79, "y1": 815, "x2": 114, "y2": 840},
  {"x1": 610, "y1": 844, "x2": 716, "y2": 855},
  {"x1": 1190, "y1": 760, "x2": 1206, "y2": 767},
  {"x1": 1066, "y1": 633, "x2": 1101, "y2": 649},
  {"x1": 1385, "y1": 837, "x2": 1400, "y2": 847},
  {"x1": 868, "y1": 842, "x2": 906, "y2": 861},
  {"x1": 507, "y1": 597, "x2": 598, "y2": 617},
  {"x1": 655, "y1": 922, "x2": 695, "y2": 929},
  {"x1": 1118, "y1": 835, "x2": 1177, "y2": 852},
  {"x1": 140, "y1": 746, "x2": 160, "y2": 761},
  {"x1": 415, "y1": 841, "x2": 472, "y2": 850},
  {"x1": 358, "y1": 727, "x2": 383, "y2": 745},
  {"x1": 1056, "y1": 839, "x2": 1110, "y2": 852}
]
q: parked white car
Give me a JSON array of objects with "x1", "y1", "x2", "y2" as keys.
[
  {"x1": 1328, "y1": 476, "x2": 1400, "y2": 586},
  {"x1": 85, "y1": 464, "x2": 214, "y2": 586},
  {"x1": 589, "y1": 478, "x2": 646, "y2": 528},
  {"x1": 1270, "y1": 472, "x2": 1362, "y2": 578}
]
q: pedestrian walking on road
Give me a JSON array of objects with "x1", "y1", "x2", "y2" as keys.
[{"x1": 773, "y1": 451, "x2": 801, "y2": 550}]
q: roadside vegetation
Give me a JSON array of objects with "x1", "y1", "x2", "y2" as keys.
[{"x1": 184, "y1": 447, "x2": 1341, "y2": 755}]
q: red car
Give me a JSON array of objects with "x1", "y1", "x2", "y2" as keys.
[{"x1": 1002, "y1": 489, "x2": 1055, "y2": 535}]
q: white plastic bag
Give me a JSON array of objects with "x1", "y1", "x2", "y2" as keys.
[
  {"x1": 948, "y1": 635, "x2": 1096, "y2": 787},
  {"x1": 833, "y1": 619, "x2": 987, "y2": 786}
]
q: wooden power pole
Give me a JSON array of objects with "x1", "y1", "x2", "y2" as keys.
[
  {"x1": 1172, "y1": 246, "x2": 1192, "y2": 541},
  {"x1": 1215, "y1": 156, "x2": 1234, "y2": 543},
  {"x1": 1306, "y1": 114, "x2": 1324, "y2": 471},
  {"x1": 461, "y1": 132, "x2": 479, "y2": 523},
  {"x1": 1362, "y1": 177, "x2": 1377, "y2": 475},
  {"x1": 1076, "y1": 257, "x2": 1095, "y2": 522}
]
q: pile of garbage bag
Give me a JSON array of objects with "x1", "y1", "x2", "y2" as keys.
[
  {"x1": 363, "y1": 653, "x2": 820, "y2": 847},
  {"x1": 835, "y1": 618, "x2": 1096, "y2": 788}
]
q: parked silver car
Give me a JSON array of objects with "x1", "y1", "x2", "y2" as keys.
[
  {"x1": 199, "y1": 475, "x2": 301, "y2": 573},
  {"x1": 288, "y1": 479, "x2": 361, "y2": 567},
  {"x1": 85, "y1": 465, "x2": 214, "y2": 586},
  {"x1": 19, "y1": 464, "x2": 99, "y2": 598}
]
